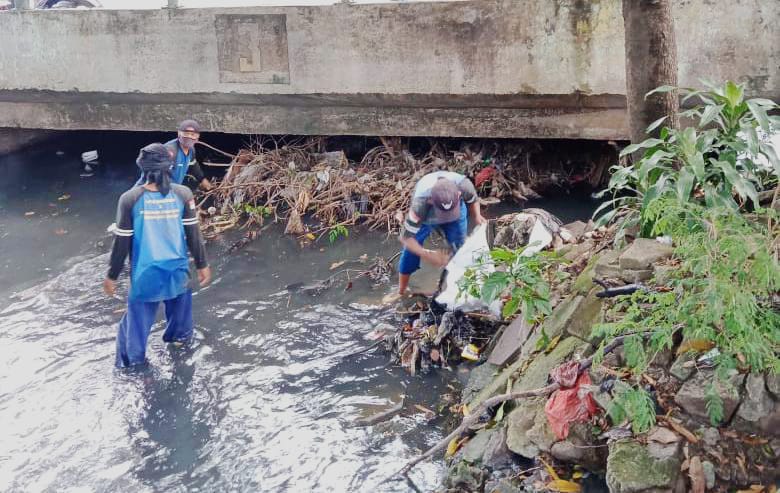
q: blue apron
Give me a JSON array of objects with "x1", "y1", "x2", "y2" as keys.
[{"x1": 129, "y1": 190, "x2": 190, "y2": 302}]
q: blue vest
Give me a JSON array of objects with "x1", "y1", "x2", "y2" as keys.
[
  {"x1": 134, "y1": 139, "x2": 195, "y2": 187},
  {"x1": 129, "y1": 190, "x2": 190, "y2": 302}
]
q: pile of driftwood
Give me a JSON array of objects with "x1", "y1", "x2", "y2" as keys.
[{"x1": 199, "y1": 137, "x2": 612, "y2": 238}]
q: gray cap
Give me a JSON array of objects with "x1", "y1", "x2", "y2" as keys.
[
  {"x1": 429, "y1": 178, "x2": 462, "y2": 223},
  {"x1": 177, "y1": 119, "x2": 201, "y2": 133}
]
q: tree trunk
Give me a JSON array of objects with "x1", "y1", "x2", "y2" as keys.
[{"x1": 622, "y1": 0, "x2": 679, "y2": 144}]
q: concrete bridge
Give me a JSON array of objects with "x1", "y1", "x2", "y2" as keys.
[{"x1": 0, "y1": 0, "x2": 777, "y2": 142}]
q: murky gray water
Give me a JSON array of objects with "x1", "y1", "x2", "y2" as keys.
[{"x1": 0, "y1": 134, "x2": 597, "y2": 493}]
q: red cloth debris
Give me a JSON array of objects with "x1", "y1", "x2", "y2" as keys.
[
  {"x1": 545, "y1": 370, "x2": 599, "y2": 440},
  {"x1": 474, "y1": 166, "x2": 496, "y2": 187},
  {"x1": 549, "y1": 360, "x2": 580, "y2": 388}
]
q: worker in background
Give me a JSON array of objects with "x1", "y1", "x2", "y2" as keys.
[
  {"x1": 105, "y1": 143, "x2": 211, "y2": 368},
  {"x1": 134, "y1": 119, "x2": 213, "y2": 191},
  {"x1": 396, "y1": 171, "x2": 486, "y2": 296}
]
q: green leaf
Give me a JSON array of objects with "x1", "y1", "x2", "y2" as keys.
[
  {"x1": 746, "y1": 100, "x2": 771, "y2": 134},
  {"x1": 502, "y1": 296, "x2": 520, "y2": 319},
  {"x1": 637, "y1": 150, "x2": 673, "y2": 184},
  {"x1": 705, "y1": 382, "x2": 725, "y2": 426},
  {"x1": 489, "y1": 248, "x2": 516, "y2": 263},
  {"x1": 645, "y1": 85, "x2": 676, "y2": 97},
  {"x1": 713, "y1": 159, "x2": 759, "y2": 207},
  {"x1": 480, "y1": 272, "x2": 511, "y2": 303},
  {"x1": 759, "y1": 142, "x2": 780, "y2": 177},
  {"x1": 645, "y1": 116, "x2": 669, "y2": 134},
  {"x1": 724, "y1": 81, "x2": 744, "y2": 109},
  {"x1": 675, "y1": 167, "x2": 695, "y2": 203},
  {"x1": 495, "y1": 402, "x2": 506, "y2": 423},
  {"x1": 620, "y1": 138, "x2": 664, "y2": 157},
  {"x1": 688, "y1": 152, "x2": 706, "y2": 182},
  {"x1": 535, "y1": 328, "x2": 550, "y2": 352},
  {"x1": 699, "y1": 103, "x2": 724, "y2": 128},
  {"x1": 747, "y1": 98, "x2": 779, "y2": 108}
]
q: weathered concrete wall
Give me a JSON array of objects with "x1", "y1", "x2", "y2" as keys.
[{"x1": 0, "y1": 0, "x2": 777, "y2": 139}]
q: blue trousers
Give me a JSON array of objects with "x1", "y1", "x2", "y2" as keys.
[
  {"x1": 115, "y1": 290, "x2": 193, "y2": 368},
  {"x1": 398, "y1": 202, "x2": 468, "y2": 275}
]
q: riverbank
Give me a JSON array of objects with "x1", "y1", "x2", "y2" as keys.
[{"x1": 380, "y1": 212, "x2": 778, "y2": 493}]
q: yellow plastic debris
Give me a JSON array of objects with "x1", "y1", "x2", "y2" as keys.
[{"x1": 461, "y1": 344, "x2": 480, "y2": 361}]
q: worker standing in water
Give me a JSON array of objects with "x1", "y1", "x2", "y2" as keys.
[
  {"x1": 105, "y1": 143, "x2": 211, "y2": 368},
  {"x1": 134, "y1": 119, "x2": 213, "y2": 191},
  {"x1": 395, "y1": 171, "x2": 486, "y2": 297}
]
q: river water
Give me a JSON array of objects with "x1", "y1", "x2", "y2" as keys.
[{"x1": 0, "y1": 133, "x2": 596, "y2": 493}]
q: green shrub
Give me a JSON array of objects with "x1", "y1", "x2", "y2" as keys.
[{"x1": 595, "y1": 81, "x2": 779, "y2": 241}]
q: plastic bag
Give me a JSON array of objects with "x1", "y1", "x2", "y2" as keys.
[
  {"x1": 544, "y1": 370, "x2": 599, "y2": 440},
  {"x1": 435, "y1": 223, "x2": 502, "y2": 317}
]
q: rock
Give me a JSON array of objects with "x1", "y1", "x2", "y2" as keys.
[
  {"x1": 618, "y1": 238, "x2": 674, "y2": 271},
  {"x1": 606, "y1": 440, "x2": 683, "y2": 493},
  {"x1": 619, "y1": 268, "x2": 654, "y2": 283},
  {"x1": 460, "y1": 426, "x2": 516, "y2": 469},
  {"x1": 653, "y1": 264, "x2": 676, "y2": 285},
  {"x1": 700, "y1": 427, "x2": 720, "y2": 448},
  {"x1": 563, "y1": 288, "x2": 604, "y2": 342},
  {"x1": 572, "y1": 252, "x2": 601, "y2": 294},
  {"x1": 444, "y1": 461, "x2": 486, "y2": 491},
  {"x1": 462, "y1": 363, "x2": 500, "y2": 404},
  {"x1": 506, "y1": 337, "x2": 586, "y2": 458},
  {"x1": 594, "y1": 249, "x2": 624, "y2": 280},
  {"x1": 482, "y1": 425, "x2": 515, "y2": 469},
  {"x1": 461, "y1": 428, "x2": 497, "y2": 463},
  {"x1": 736, "y1": 373, "x2": 773, "y2": 422},
  {"x1": 669, "y1": 352, "x2": 696, "y2": 382},
  {"x1": 563, "y1": 221, "x2": 588, "y2": 241},
  {"x1": 734, "y1": 373, "x2": 780, "y2": 437},
  {"x1": 550, "y1": 422, "x2": 607, "y2": 472},
  {"x1": 483, "y1": 478, "x2": 524, "y2": 493},
  {"x1": 766, "y1": 372, "x2": 780, "y2": 399},
  {"x1": 488, "y1": 317, "x2": 534, "y2": 366},
  {"x1": 675, "y1": 371, "x2": 745, "y2": 424},
  {"x1": 563, "y1": 238, "x2": 596, "y2": 262},
  {"x1": 701, "y1": 460, "x2": 716, "y2": 490},
  {"x1": 506, "y1": 398, "x2": 549, "y2": 458},
  {"x1": 647, "y1": 426, "x2": 680, "y2": 445}
]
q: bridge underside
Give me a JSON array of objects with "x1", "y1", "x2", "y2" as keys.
[{"x1": 0, "y1": 91, "x2": 627, "y2": 140}]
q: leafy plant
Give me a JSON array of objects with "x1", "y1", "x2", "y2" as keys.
[
  {"x1": 592, "y1": 200, "x2": 780, "y2": 424},
  {"x1": 594, "y1": 81, "x2": 779, "y2": 239},
  {"x1": 458, "y1": 247, "x2": 563, "y2": 321},
  {"x1": 241, "y1": 203, "x2": 273, "y2": 218},
  {"x1": 607, "y1": 385, "x2": 657, "y2": 434},
  {"x1": 328, "y1": 224, "x2": 349, "y2": 244}
]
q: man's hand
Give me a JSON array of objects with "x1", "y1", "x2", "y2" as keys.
[
  {"x1": 423, "y1": 249, "x2": 450, "y2": 268},
  {"x1": 197, "y1": 266, "x2": 212, "y2": 287},
  {"x1": 200, "y1": 178, "x2": 214, "y2": 192},
  {"x1": 473, "y1": 213, "x2": 488, "y2": 226},
  {"x1": 103, "y1": 278, "x2": 117, "y2": 297}
]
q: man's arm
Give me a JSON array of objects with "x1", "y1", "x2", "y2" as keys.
[
  {"x1": 188, "y1": 157, "x2": 213, "y2": 191},
  {"x1": 459, "y1": 178, "x2": 486, "y2": 225},
  {"x1": 400, "y1": 207, "x2": 449, "y2": 267},
  {"x1": 104, "y1": 192, "x2": 135, "y2": 295},
  {"x1": 180, "y1": 188, "x2": 212, "y2": 286}
]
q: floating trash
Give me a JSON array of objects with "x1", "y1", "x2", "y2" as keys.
[{"x1": 81, "y1": 150, "x2": 98, "y2": 163}]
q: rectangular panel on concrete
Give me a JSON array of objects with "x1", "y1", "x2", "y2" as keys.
[{"x1": 215, "y1": 14, "x2": 290, "y2": 85}]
